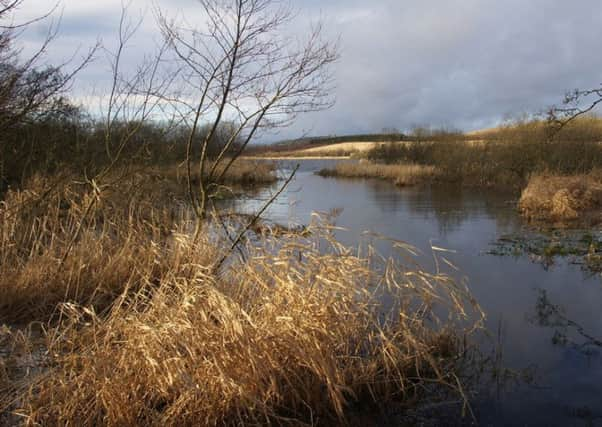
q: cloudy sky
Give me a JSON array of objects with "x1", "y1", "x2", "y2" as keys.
[{"x1": 14, "y1": 0, "x2": 602, "y2": 139}]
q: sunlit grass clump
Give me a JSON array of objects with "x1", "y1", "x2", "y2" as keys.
[
  {"x1": 519, "y1": 171, "x2": 602, "y2": 223},
  {"x1": 0, "y1": 173, "x2": 479, "y2": 425}
]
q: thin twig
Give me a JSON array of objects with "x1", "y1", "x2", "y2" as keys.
[{"x1": 214, "y1": 163, "x2": 299, "y2": 271}]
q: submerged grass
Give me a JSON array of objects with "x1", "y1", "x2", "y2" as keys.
[
  {"x1": 317, "y1": 162, "x2": 439, "y2": 187},
  {"x1": 0, "y1": 171, "x2": 481, "y2": 425},
  {"x1": 489, "y1": 230, "x2": 602, "y2": 273}
]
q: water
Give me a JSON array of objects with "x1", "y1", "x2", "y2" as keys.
[{"x1": 230, "y1": 160, "x2": 602, "y2": 426}]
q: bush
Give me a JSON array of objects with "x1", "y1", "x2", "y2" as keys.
[{"x1": 364, "y1": 117, "x2": 602, "y2": 190}]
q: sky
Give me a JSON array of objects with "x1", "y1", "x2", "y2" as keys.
[{"x1": 13, "y1": 0, "x2": 602, "y2": 140}]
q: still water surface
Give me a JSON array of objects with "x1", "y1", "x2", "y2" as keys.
[{"x1": 231, "y1": 160, "x2": 602, "y2": 426}]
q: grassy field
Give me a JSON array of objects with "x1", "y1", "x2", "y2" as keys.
[
  {"x1": 251, "y1": 141, "x2": 399, "y2": 159},
  {"x1": 248, "y1": 133, "x2": 407, "y2": 159}
]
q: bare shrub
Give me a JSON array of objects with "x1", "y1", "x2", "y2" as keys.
[
  {"x1": 364, "y1": 117, "x2": 602, "y2": 190},
  {"x1": 157, "y1": 0, "x2": 338, "y2": 232}
]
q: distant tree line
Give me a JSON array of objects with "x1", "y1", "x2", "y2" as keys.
[
  {"x1": 0, "y1": 100, "x2": 244, "y2": 191},
  {"x1": 0, "y1": 1, "x2": 250, "y2": 191}
]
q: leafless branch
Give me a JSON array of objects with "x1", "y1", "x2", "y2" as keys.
[
  {"x1": 156, "y1": 0, "x2": 338, "y2": 243},
  {"x1": 214, "y1": 163, "x2": 299, "y2": 272},
  {"x1": 547, "y1": 85, "x2": 602, "y2": 137}
]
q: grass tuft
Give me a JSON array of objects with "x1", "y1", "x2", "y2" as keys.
[{"x1": 519, "y1": 171, "x2": 602, "y2": 224}]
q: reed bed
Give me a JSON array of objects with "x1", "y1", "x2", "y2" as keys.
[
  {"x1": 175, "y1": 159, "x2": 278, "y2": 186},
  {"x1": 0, "y1": 173, "x2": 480, "y2": 426},
  {"x1": 0, "y1": 173, "x2": 196, "y2": 324},
  {"x1": 209, "y1": 159, "x2": 278, "y2": 186},
  {"x1": 318, "y1": 161, "x2": 439, "y2": 187},
  {"x1": 519, "y1": 171, "x2": 602, "y2": 224}
]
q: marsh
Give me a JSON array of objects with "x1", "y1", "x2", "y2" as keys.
[{"x1": 230, "y1": 159, "x2": 602, "y2": 426}]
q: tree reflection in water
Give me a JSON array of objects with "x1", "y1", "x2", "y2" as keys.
[{"x1": 532, "y1": 289, "x2": 602, "y2": 355}]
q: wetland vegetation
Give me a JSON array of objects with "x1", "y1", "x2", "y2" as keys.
[
  {"x1": 0, "y1": 0, "x2": 486, "y2": 425},
  {"x1": 305, "y1": 117, "x2": 602, "y2": 226},
  {"x1": 2, "y1": 0, "x2": 602, "y2": 425}
]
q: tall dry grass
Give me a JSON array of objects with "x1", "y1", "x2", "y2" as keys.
[
  {"x1": 519, "y1": 171, "x2": 602, "y2": 223},
  {"x1": 253, "y1": 148, "x2": 362, "y2": 159},
  {"x1": 157, "y1": 159, "x2": 278, "y2": 187},
  {"x1": 0, "y1": 160, "x2": 276, "y2": 324},
  {"x1": 0, "y1": 172, "x2": 197, "y2": 324},
  {"x1": 318, "y1": 162, "x2": 438, "y2": 187},
  {"x1": 0, "y1": 172, "x2": 481, "y2": 425}
]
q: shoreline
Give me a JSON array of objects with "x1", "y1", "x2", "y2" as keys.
[{"x1": 242, "y1": 155, "x2": 353, "y2": 160}]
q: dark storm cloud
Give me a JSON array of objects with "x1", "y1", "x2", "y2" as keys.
[
  {"x1": 290, "y1": 0, "x2": 602, "y2": 135},
  {"x1": 15, "y1": 0, "x2": 602, "y2": 137}
]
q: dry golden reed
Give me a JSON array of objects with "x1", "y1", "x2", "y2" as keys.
[
  {"x1": 0, "y1": 172, "x2": 480, "y2": 426},
  {"x1": 519, "y1": 171, "x2": 602, "y2": 223},
  {"x1": 318, "y1": 162, "x2": 438, "y2": 187},
  {"x1": 167, "y1": 159, "x2": 279, "y2": 186}
]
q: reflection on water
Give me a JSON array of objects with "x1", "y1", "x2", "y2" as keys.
[
  {"x1": 229, "y1": 159, "x2": 602, "y2": 426},
  {"x1": 532, "y1": 289, "x2": 602, "y2": 355}
]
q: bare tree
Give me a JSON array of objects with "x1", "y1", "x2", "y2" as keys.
[
  {"x1": 95, "y1": 4, "x2": 178, "y2": 182},
  {"x1": 59, "y1": 3, "x2": 178, "y2": 265},
  {"x1": 0, "y1": 0, "x2": 96, "y2": 131},
  {"x1": 156, "y1": 0, "x2": 338, "y2": 238},
  {"x1": 0, "y1": 0, "x2": 97, "y2": 189},
  {"x1": 547, "y1": 84, "x2": 602, "y2": 133}
]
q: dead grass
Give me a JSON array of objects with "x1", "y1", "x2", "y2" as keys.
[
  {"x1": 161, "y1": 159, "x2": 278, "y2": 186},
  {"x1": 0, "y1": 173, "x2": 481, "y2": 425},
  {"x1": 299, "y1": 142, "x2": 382, "y2": 154},
  {"x1": 519, "y1": 171, "x2": 602, "y2": 223},
  {"x1": 256, "y1": 149, "x2": 354, "y2": 159},
  {"x1": 318, "y1": 161, "x2": 439, "y2": 186},
  {"x1": 210, "y1": 159, "x2": 278, "y2": 185},
  {"x1": 0, "y1": 173, "x2": 198, "y2": 324}
]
